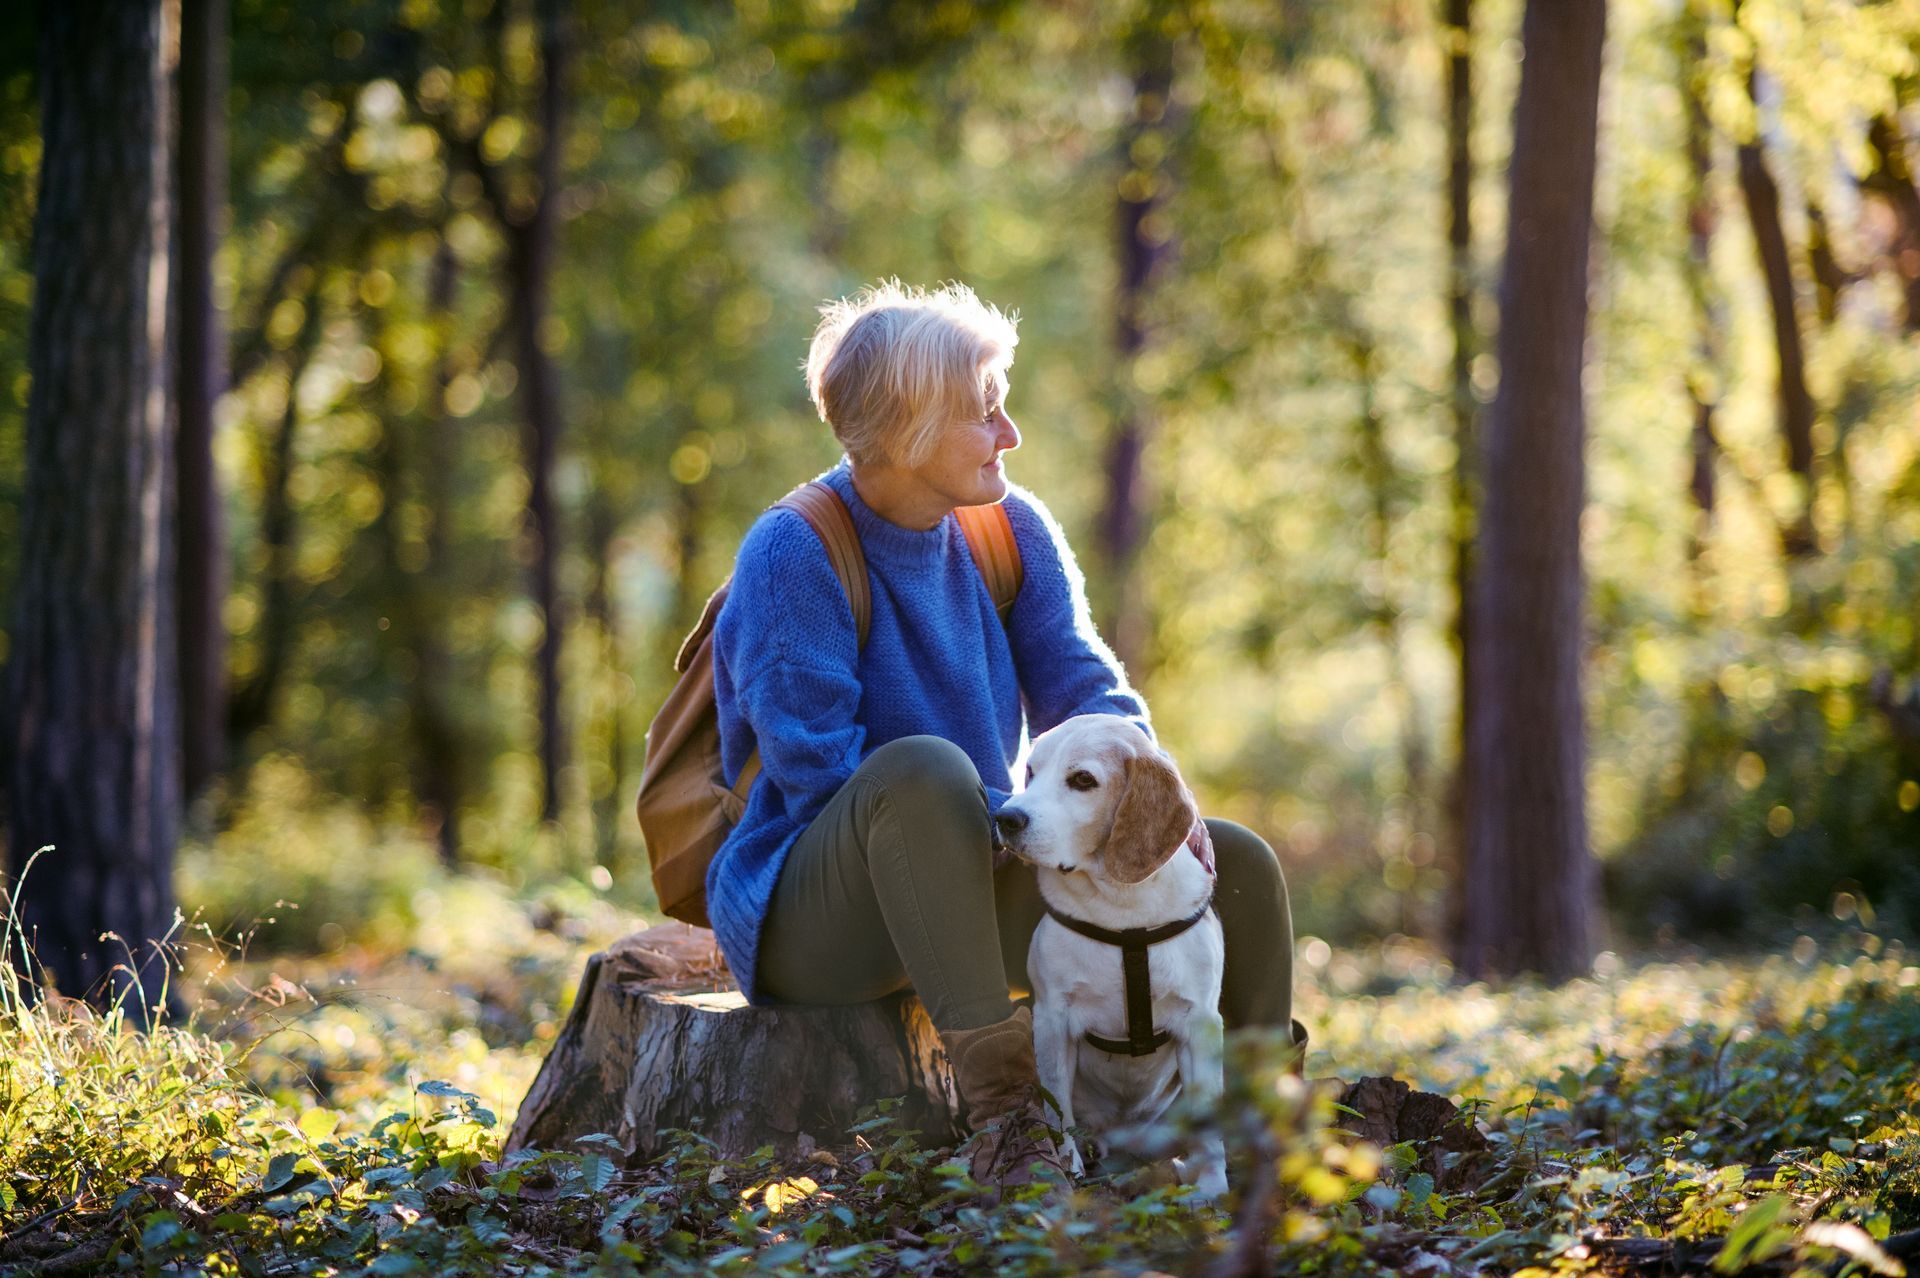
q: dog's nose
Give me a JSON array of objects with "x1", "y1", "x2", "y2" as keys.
[{"x1": 992, "y1": 809, "x2": 1028, "y2": 850}]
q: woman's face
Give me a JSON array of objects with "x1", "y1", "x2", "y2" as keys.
[{"x1": 909, "y1": 377, "x2": 1021, "y2": 510}]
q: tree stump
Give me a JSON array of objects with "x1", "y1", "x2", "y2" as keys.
[
  {"x1": 505, "y1": 924, "x2": 959, "y2": 1163},
  {"x1": 1333, "y1": 1075, "x2": 1492, "y2": 1191}
]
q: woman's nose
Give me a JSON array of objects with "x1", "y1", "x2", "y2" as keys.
[{"x1": 996, "y1": 411, "x2": 1021, "y2": 452}]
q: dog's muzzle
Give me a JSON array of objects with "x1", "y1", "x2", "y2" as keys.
[{"x1": 991, "y1": 807, "x2": 1027, "y2": 855}]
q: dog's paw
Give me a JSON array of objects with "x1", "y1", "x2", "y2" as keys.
[
  {"x1": 1192, "y1": 1160, "x2": 1228, "y2": 1201},
  {"x1": 1173, "y1": 1143, "x2": 1229, "y2": 1203},
  {"x1": 1062, "y1": 1134, "x2": 1085, "y2": 1177}
]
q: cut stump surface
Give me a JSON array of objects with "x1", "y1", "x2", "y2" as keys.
[{"x1": 505, "y1": 924, "x2": 959, "y2": 1162}]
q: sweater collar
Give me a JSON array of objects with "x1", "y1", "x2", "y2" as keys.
[{"x1": 820, "y1": 459, "x2": 953, "y2": 568}]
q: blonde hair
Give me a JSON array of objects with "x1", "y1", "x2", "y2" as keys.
[{"x1": 805, "y1": 280, "x2": 1019, "y2": 467}]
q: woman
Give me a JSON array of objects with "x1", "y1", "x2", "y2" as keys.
[{"x1": 708, "y1": 281, "x2": 1300, "y2": 1187}]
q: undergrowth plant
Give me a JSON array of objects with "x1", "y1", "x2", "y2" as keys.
[{"x1": 2, "y1": 870, "x2": 1918, "y2": 1277}]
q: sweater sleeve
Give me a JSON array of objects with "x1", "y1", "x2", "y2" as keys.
[
  {"x1": 713, "y1": 510, "x2": 866, "y2": 825},
  {"x1": 1001, "y1": 485, "x2": 1153, "y2": 741}
]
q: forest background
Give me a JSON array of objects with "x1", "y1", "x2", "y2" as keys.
[
  {"x1": 1, "y1": 0, "x2": 1919, "y2": 985},
  {"x1": 3, "y1": 0, "x2": 1920, "y2": 1273}
]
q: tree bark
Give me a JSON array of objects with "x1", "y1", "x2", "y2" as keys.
[
  {"x1": 1864, "y1": 112, "x2": 1920, "y2": 334},
  {"x1": 175, "y1": 0, "x2": 229, "y2": 803},
  {"x1": 1349, "y1": 327, "x2": 1428, "y2": 915},
  {"x1": 583, "y1": 492, "x2": 619, "y2": 868},
  {"x1": 365, "y1": 248, "x2": 461, "y2": 865},
  {"x1": 1100, "y1": 7, "x2": 1176, "y2": 676},
  {"x1": 226, "y1": 288, "x2": 321, "y2": 746},
  {"x1": 504, "y1": 0, "x2": 571, "y2": 826},
  {"x1": 1458, "y1": 0, "x2": 1604, "y2": 981},
  {"x1": 414, "y1": 240, "x2": 463, "y2": 867},
  {"x1": 1731, "y1": 54, "x2": 1816, "y2": 557},
  {"x1": 668, "y1": 466, "x2": 705, "y2": 647},
  {"x1": 1803, "y1": 198, "x2": 1848, "y2": 328},
  {"x1": 1679, "y1": 9, "x2": 1720, "y2": 581},
  {"x1": 1443, "y1": 0, "x2": 1475, "y2": 947},
  {"x1": 505, "y1": 925, "x2": 959, "y2": 1161},
  {"x1": 4, "y1": 0, "x2": 181, "y2": 1014}
]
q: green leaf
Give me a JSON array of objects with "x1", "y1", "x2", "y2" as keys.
[
  {"x1": 466, "y1": 1206, "x2": 511, "y2": 1246},
  {"x1": 140, "y1": 1212, "x2": 182, "y2": 1250},
  {"x1": 262, "y1": 1151, "x2": 299, "y2": 1192},
  {"x1": 1364, "y1": 1184, "x2": 1402, "y2": 1212},
  {"x1": 580, "y1": 1150, "x2": 616, "y2": 1194},
  {"x1": 573, "y1": 1132, "x2": 623, "y2": 1150},
  {"x1": 298, "y1": 1107, "x2": 341, "y2": 1141},
  {"x1": 758, "y1": 1239, "x2": 809, "y2": 1266},
  {"x1": 1713, "y1": 1195, "x2": 1795, "y2": 1274}
]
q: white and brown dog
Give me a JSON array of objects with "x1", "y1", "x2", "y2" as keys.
[{"x1": 992, "y1": 714, "x2": 1228, "y2": 1198}]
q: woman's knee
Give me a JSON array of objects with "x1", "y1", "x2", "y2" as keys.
[
  {"x1": 856, "y1": 736, "x2": 988, "y2": 832},
  {"x1": 1206, "y1": 818, "x2": 1290, "y2": 907}
]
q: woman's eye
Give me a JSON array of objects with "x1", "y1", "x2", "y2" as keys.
[{"x1": 1067, "y1": 770, "x2": 1097, "y2": 791}]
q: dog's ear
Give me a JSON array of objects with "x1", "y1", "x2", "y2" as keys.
[{"x1": 1103, "y1": 747, "x2": 1199, "y2": 885}]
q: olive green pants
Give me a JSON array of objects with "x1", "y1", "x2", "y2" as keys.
[{"x1": 758, "y1": 735, "x2": 1296, "y2": 1034}]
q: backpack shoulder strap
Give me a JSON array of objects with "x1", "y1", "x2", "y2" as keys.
[
  {"x1": 954, "y1": 502, "x2": 1023, "y2": 621},
  {"x1": 772, "y1": 480, "x2": 871, "y2": 649}
]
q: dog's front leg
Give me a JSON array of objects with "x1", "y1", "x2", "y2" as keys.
[
  {"x1": 1030, "y1": 1001, "x2": 1083, "y2": 1177},
  {"x1": 1174, "y1": 1010, "x2": 1229, "y2": 1200}
]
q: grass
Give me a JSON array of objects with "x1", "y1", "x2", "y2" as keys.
[{"x1": 1, "y1": 849, "x2": 1917, "y2": 1275}]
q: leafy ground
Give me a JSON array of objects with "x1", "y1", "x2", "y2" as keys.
[{"x1": 2, "y1": 871, "x2": 1917, "y2": 1276}]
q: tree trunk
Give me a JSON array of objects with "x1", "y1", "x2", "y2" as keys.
[
  {"x1": 226, "y1": 289, "x2": 321, "y2": 746},
  {"x1": 1679, "y1": 8, "x2": 1720, "y2": 584},
  {"x1": 1443, "y1": 0, "x2": 1475, "y2": 947},
  {"x1": 1864, "y1": 113, "x2": 1920, "y2": 334},
  {"x1": 668, "y1": 468, "x2": 705, "y2": 647},
  {"x1": 4, "y1": 0, "x2": 181, "y2": 1015},
  {"x1": 1349, "y1": 327, "x2": 1428, "y2": 923},
  {"x1": 505, "y1": 925, "x2": 958, "y2": 1162},
  {"x1": 1731, "y1": 52, "x2": 1816, "y2": 557},
  {"x1": 365, "y1": 264, "x2": 461, "y2": 863},
  {"x1": 1100, "y1": 8, "x2": 1176, "y2": 676},
  {"x1": 805, "y1": 126, "x2": 843, "y2": 261},
  {"x1": 415, "y1": 240, "x2": 463, "y2": 867},
  {"x1": 1803, "y1": 198, "x2": 1848, "y2": 328},
  {"x1": 175, "y1": 0, "x2": 229, "y2": 803},
  {"x1": 584, "y1": 492, "x2": 620, "y2": 869},
  {"x1": 1457, "y1": 0, "x2": 1603, "y2": 982},
  {"x1": 513, "y1": 0, "x2": 570, "y2": 826}
]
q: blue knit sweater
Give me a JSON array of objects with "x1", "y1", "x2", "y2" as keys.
[{"x1": 708, "y1": 460, "x2": 1151, "y2": 1001}]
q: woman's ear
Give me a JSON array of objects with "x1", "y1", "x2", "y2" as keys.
[{"x1": 1102, "y1": 748, "x2": 1200, "y2": 885}]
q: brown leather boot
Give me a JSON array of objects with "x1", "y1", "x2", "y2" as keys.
[{"x1": 938, "y1": 1005, "x2": 1070, "y2": 1191}]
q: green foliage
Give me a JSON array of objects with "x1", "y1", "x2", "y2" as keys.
[
  {"x1": 5, "y1": 930, "x2": 1918, "y2": 1274},
  {"x1": 1612, "y1": 682, "x2": 1920, "y2": 942}
]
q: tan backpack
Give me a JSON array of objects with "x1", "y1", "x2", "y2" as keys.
[{"x1": 637, "y1": 480, "x2": 1024, "y2": 927}]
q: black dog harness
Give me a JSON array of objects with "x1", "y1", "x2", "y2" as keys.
[{"x1": 1041, "y1": 894, "x2": 1215, "y2": 1057}]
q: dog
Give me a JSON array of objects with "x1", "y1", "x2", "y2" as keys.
[{"x1": 991, "y1": 713, "x2": 1228, "y2": 1198}]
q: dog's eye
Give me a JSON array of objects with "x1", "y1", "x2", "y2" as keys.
[
  {"x1": 1024, "y1": 763, "x2": 1034, "y2": 785},
  {"x1": 1067, "y1": 770, "x2": 1098, "y2": 791}
]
